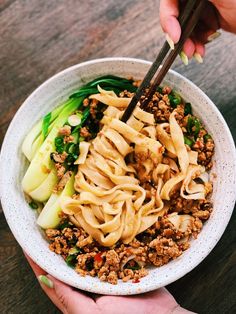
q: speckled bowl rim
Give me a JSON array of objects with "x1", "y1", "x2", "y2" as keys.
[{"x1": 0, "y1": 57, "x2": 236, "y2": 295}]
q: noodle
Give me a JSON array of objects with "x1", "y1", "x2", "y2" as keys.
[{"x1": 61, "y1": 88, "x2": 211, "y2": 247}]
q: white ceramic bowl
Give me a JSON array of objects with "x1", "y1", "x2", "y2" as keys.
[{"x1": 1, "y1": 58, "x2": 236, "y2": 295}]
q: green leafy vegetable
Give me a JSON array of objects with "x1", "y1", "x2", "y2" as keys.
[
  {"x1": 22, "y1": 97, "x2": 84, "y2": 197},
  {"x1": 42, "y1": 112, "x2": 52, "y2": 139},
  {"x1": 54, "y1": 136, "x2": 64, "y2": 153},
  {"x1": 70, "y1": 75, "x2": 137, "y2": 99},
  {"x1": 36, "y1": 174, "x2": 75, "y2": 229}
]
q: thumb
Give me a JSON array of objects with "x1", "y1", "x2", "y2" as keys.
[
  {"x1": 47, "y1": 275, "x2": 99, "y2": 314},
  {"x1": 159, "y1": 0, "x2": 181, "y2": 43}
]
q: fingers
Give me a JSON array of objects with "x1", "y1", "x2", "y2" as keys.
[
  {"x1": 24, "y1": 253, "x2": 66, "y2": 312},
  {"x1": 182, "y1": 38, "x2": 195, "y2": 58},
  {"x1": 181, "y1": 37, "x2": 205, "y2": 63},
  {"x1": 47, "y1": 275, "x2": 100, "y2": 314},
  {"x1": 160, "y1": 0, "x2": 181, "y2": 43},
  {"x1": 159, "y1": 0, "x2": 221, "y2": 63},
  {"x1": 193, "y1": 40, "x2": 205, "y2": 59},
  {"x1": 24, "y1": 252, "x2": 47, "y2": 276},
  {"x1": 96, "y1": 287, "x2": 179, "y2": 314}
]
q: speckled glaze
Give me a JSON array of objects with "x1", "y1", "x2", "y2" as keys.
[{"x1": 0, "y1": 58, "x2": 236, "y2": 295}]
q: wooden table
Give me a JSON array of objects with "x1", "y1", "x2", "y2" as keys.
[{"x1": 0, "y1": 1, "x2": 235, "y2": 313}]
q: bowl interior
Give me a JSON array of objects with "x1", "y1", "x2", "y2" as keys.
[{"x1": 1, "y1": 57, "x2": 236, "y2": 295}]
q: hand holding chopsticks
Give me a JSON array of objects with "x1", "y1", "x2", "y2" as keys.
[{"x1": 121, "y1": 0, "x2": 206, "y2": 123}]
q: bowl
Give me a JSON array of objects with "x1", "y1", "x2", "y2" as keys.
[{"x1": 1, "y1": 57, "x2": 236, "y2": 295}]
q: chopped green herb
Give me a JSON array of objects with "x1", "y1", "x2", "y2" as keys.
[
  {"x1": 58, "y1": 220, "x2": 71, "y2": 230},
  {"x1": 157, "y1": 86, "x2": 162, "y2": 93},
  {"x1": 193, "y1": 118, "x2": 201, "y2": 138},
  {"x1": 65, "y1": 254, "x2": 78, "y2": 268},
  {"x1": 69, "y1": 247, "x2": 81, "y2": 255},
  {"x1": 125, "y1": 260, "x2": 141, "y2": 271},
  {"x1": 187, "y1": 117, "x2": 194, "y2": 134},
  {"x1": 55, "y1": 136, "x2": 64, "y2": 153},
  {"x1": 187, "y1": 117, "x2": 200, "y2": 138},
  {"x1": 168, "y1": 91, "x2": 181, "y2": 108},
  {"x1": 66, "y1": 153, "x2": 78, "y2": 164},
  {"x1": 184, "y1": 102, "x2": 192, "y2": 115},
  {"x1": 55, "y1": 136, "x2": 63, "y2": 146},
  {"x1": 184, "y1": 136, "x2": 194, "y2": 147},
  {"x1": 204, "y1": 134, "x2": 212, "y2": 142},
  {"x1": 29, "y1": 201, "x2": 38, "y2": 210},
  {"x1": 68, "y1": 114, "x2": 82, "y2": 127}
]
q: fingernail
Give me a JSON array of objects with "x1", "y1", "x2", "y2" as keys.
[
  {"x1": 194, "y1": 52, "x2": 203, "y2": 63},
  {"x1": 179, "y1": 51, "x2": 189, "y2": 65},
  {"x1": 38, "y1": 275, "x2": 54, "y2": 288},
  {"x1": 165, "y1": 33, "x2": 174, "y2": 50},
  {"x1": 207, "y1": 31, "x2": 221, "y2": 42}
]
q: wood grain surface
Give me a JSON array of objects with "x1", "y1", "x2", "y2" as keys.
[{"x1": 0, "y1": 1, "x2": 235, "y2": 313}]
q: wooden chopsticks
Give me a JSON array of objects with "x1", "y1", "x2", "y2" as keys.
[{"x1": 121, "y1": 0, "x2": 206, "y2": 122}]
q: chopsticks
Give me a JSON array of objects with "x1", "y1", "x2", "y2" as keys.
[{"x1": 121, "y1": 0, "x2": 206, "y2": 122}]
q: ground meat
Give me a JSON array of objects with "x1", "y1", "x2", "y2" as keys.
[
  {"x1": 80, "y1": 126, "x2": 91, "y2": 139},
  {"x1": 90, "y1": 99, "x2": 98, "y2": 119},
  {"x1": 62, "y1": 227, "x2": 75, "y2": 241},
  {"x1": 64, "y1": 135, "x2": 74, "y2": 143},
  {"x1": 49, "y1": 236, "x2": 68, "y2": 256},
  {"x1": 148, "y1": 236, "x2": 182, "y2": 266},
  {"x1": 53, "y1": 171, "x2": 72, "y2": 192},
  {"x1": 83, "y1": 98, "x2": 89, "y2": 107},
  {"x1": 45, "y1": 228, "x2": 61, "y2": 239},
  {"x1": 46, "y1": 206, "x2": 211, "y2": 284},
  {"x1": 58, "y1": 125, "x2": 71, "y2": 136},
  {"x1": 107, "y1": 271, "x2": 118, "y2": 285},
  {"x1": 192, "y1": 210, "x2": 211, "y2": 220},
  {"x1": 51, "y1": 152, "x2": 68, "y2": 163},
  {"x1": 141, "y1": 89, "x2": 173, "y2": 123},
  {"x1": 119, "y1": 90, "x2": 134, "y2": 98},
  {"x1": 106, "y1": 250, "x2": 120, "y2": 267},
  {"x1": 54, "y1": 163, "x2": 66, "y2": 179},
  {"x1": 174, "y1": 104, "x2": 185, "y2": 120}
]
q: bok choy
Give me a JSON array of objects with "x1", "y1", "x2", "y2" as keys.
[{"x1": 22, "y1": 75, "x2": 137, "y2": 228}]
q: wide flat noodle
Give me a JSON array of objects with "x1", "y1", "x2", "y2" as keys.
[
  {"x1": 156, "y1": 123, "x2": 176, "y2": 156},
  {"x1": 167, "y1": 212, "x2": 194, "y2": 232},
  {"x1": 74, "y1": 142, "x2": 90, "y2": 165},
  {"x1": 133, "y1": 106, "x2": 155, "y2": 125},
  {"x1": 180, "y1": 165, "x2": 206, "y2": 199},
  {"x1": 60, "y1": 88, "x2": 212, "y2": 248},
  {"x1": 169, "y1": 111, "x2": 189, "y2": 173},
  {"x1": 89, "y1": 92, "x2": 131, "y2": 108}
]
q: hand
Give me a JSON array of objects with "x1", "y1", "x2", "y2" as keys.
[
  {"x1": 160, "y1": 0, "x2": 236, "y2": 60},
  {"x1": 25, "y1": 253, "x2": 194, "y2": 314}
]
